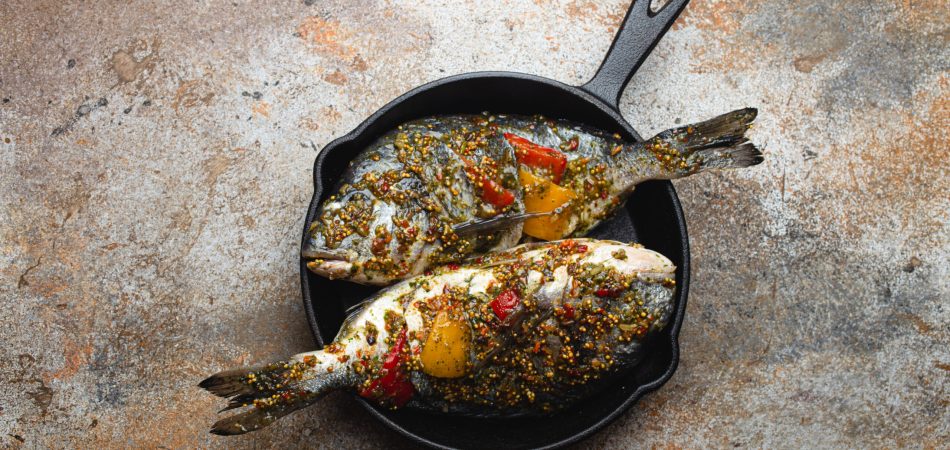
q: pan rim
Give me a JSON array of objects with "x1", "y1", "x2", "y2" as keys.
[{"x1": 300, "y1": 71, "x2": 690, "y2": 449}]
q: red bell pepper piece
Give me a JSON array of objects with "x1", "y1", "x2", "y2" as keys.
[
  {"x1": 561, "y1": 303, "x2": 575, "y2": 320},
  {"x1": 490, "y1": 289, "x2": 521, "y2": 321},
  {"x1": 358, "y1": 329, "x2": 413, "y2": 407},
  {"x1": 461, "y1": 158, "x2": 514, "y2": 209},
  {"x1": 504, "y1": 133, "x2": 568, "y2": 183},
  {"x1": 479, "y1": 177, "x2": 515, "y2": 208},
  {"x1": 594, "y1": 288, "x2": 620, "y2": 298}
]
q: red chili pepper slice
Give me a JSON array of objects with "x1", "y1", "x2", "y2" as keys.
[
  {"x1": 561, "y1": 303, "x2": 575, "y2": 320},
  {"x1": 558, "y1": 240, "x2": 588, "y2": 254},
  {"x1": 358, "y1": 329, "x2": 413, "y2": 407},
  {"x1": 490, "y1": 289, "x2": 521, "y2": 321},
  {"x1": 478, "y1": 177, "x2": 515, "y2": 208},
  {"x1": 504, "y1": 132, "x2": 568, "y2": 183},
  {"x1": 461, "y1": 157, "x2": 515, "y2": 209}
]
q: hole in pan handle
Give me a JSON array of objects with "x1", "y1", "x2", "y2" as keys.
[{"x1": 580, "y1": 0, "x2": 691, "y2": 110}]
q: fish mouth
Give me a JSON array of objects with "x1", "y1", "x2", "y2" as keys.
[
  {"x1": 301, "y1": 247, "x2": 351, "y2": 261},
  {"x1": 302, "y1": 246, "x2": 360, "y2": 281},
  {"x1": 306, "y1": 259, "x2": 357, "y2": 281}
]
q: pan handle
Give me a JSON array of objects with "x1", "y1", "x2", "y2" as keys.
[{"x1": 580, "y1": 0, "x2": 691, "y2": 109}]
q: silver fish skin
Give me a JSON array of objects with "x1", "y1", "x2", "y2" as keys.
[
  {"x1": 201, "y1": 239, "x2": 676, "y2": 434},
  {"x1": 304, "y1": 109, "x2": 760, "y2": 285}
]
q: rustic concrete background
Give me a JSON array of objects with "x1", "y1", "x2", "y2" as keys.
[{"x1": 1, "y1": 0, "x2": 947, "y2": 448}]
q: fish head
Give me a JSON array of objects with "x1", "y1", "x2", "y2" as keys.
[
  {"x1": 301, "y1": 245, "x2": 392, "y2": 286},
  {"x1": 303, "y1": 187, "x2": 521, "y2": 285},
  {"x1": 302, "y1": 192, "x2": 429, "y2": 286}
]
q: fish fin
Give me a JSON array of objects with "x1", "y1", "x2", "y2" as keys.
[
  {"x1": 463, "y1": 239, "x2": 554, "y2": 267},
  {"x1": 339, "y1": 299, "x2": 372, "y2": 333},
  {"x1": 452, "y1": 212, "x2": 549, "y2": 235},
  {"x1": 344, "y1": 299, "x2": 371, "y2": 316},
  {"x1": 200, "y1": 357, "x2": 346, "y2": 435},
  {"x1": 210, "y1": 395, "x2": 322, "y2": 435},
  {"x1": 646, "y1": 108, "x2": 763, "y2": 176},
  {"x1": 199, "y1": 367, "x2": 263, "y2": 398}
]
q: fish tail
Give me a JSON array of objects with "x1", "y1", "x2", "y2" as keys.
[
  {"x1": 643, "y1": 108, "x2": 763, "y2": 177},
  {"x1": 199, "y1": 353, "x2": 347, "y2": 435}
]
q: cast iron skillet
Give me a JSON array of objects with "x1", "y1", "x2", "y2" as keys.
[{"x1": 300, "y1": 0, "x2": 691, "y2": 448}]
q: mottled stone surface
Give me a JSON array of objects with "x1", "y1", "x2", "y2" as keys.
[{"x1": 1, "y1": 0, "x2": 946, "y2": 447}]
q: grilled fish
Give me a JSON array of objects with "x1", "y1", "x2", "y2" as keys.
[
  {"x1": 304, "y1": 109, "x2": 761, "y2": 285},
  {"x1": 201, "y1": 239, "x2": 676, "y2": 434}
]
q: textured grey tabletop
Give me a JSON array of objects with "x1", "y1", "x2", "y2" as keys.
[{"x1": 1, "y1": 0, "x2": 947, "y2": 448}]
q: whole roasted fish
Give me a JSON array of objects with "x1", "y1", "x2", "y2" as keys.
[
  {"x1": 202, "y1": 239, "x2": 676, "y2": 434},
  {"x1": 304, "y1": 109, "x2": 761, "y2": 285}
]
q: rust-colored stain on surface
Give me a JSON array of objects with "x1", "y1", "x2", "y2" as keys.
[
  {"x1": 172, "y1": 80, "x2": 215, "y2": 114},
  {"x1": 297, "y1": 16, "x2": 358, "y2": 59},
  {"x1": 0, "y1": 0, "x2": 946, "y2": 448}
]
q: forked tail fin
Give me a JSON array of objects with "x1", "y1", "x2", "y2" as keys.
[
  {"x1": 643, "y1": 108, "x2": 763, "y2": 177},
  {"x1": 199, "y1": 354, "x2": 347, "y2": 435}
]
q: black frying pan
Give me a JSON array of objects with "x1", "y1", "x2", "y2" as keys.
[{"x1": 300, "y1": 1, "x2": 691, "y2": 448}]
